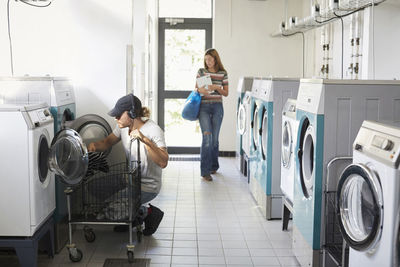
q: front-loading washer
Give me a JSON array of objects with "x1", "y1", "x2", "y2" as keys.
[
  {"x1": 292, "y1": 79, "x2": 400, "y2": 267},
  {"x1": 337, "y1": 120, "x2": 400, "y2": 267},
  {"x1": 249, "y1": 78, "x2": 299, "y2": 220},
  {"x1": 236, "y1": 77, "x2": 253, "y2": 175},
  {"x1": 0, "y1": 103, "x2": 88, "y2": 237},
  {"x1": 0, "y1": 76, "x2": 112, "y2": 251}
]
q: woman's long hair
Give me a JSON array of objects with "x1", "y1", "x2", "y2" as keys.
[{"x1": 204, "y1": 48, "x2": 226, "y2": 72}]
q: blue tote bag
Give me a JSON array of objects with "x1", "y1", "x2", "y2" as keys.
[{"x1": 181, "y1": 91, "x2": 201, "y2": 121}]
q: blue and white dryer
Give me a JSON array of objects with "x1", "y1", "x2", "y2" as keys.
[
  {"x1": 236, "y1": 77, "x2": 253, "y2": 175},
  {"x1": 249, "y1": 78, "x2": 299, "y2": 219},
  {"x1": 293, "y1": 79, "x2": 400, "y2": 267}
]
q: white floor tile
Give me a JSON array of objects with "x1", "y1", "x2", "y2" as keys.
[{"x1": 0, "y1": 158, "x2": 301, "y2": 267}]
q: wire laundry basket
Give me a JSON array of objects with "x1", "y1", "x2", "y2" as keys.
[{"x1": 65, "y1": 139, "x2": 142, "y2": 263}]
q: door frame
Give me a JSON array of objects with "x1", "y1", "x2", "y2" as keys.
[{"x1": 158, "y1": 18, "x2": 212, "y2": 154}]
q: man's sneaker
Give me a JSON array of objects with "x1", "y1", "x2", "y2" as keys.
[{"x1": 143, "y1": 204, "x2": 164, "y2": 236}]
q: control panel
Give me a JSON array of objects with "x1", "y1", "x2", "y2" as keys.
[
  {"x1": 296, "y1": 80, "x2": 324, "y2": 114},
  {"x1": 28, "y1": 107, "x2": 53, "y2": 128},
  {"x1": 259, "y1": 79, "x2": 273, "y2": 102},
  {"x1": 353, "y1": 121, "x2": 400, "y2": 168},
  {"x1": 251, "y1": 78, "x2": 261, "y2": 98}
]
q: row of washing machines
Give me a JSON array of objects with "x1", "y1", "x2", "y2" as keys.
[
  {"x1": 0, "y1": 77, "x2": 113, "y2": 253},
  {"x1": 236, "y1": 77, "x2": 400, "y2": 267}
]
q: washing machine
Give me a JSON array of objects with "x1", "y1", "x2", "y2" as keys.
[
  {"x1": 0, "y1": 76, "x2": 112, "y2": 251},
  {"x1": 249, "y1": 78, "x2": 299, "y2": 220},
  {"x1": 292, "y1": 79, "x2": 400, "y2": 267},
  {"x1": 0, "y1": 103, "x2": 88, "y2": 237},
  {"x1": 280, "y1": 98, "x2": 298, "y2": 229},
  {"x1": 337, "y1": 120, "x2": 400, "y2": 267},
  {"x1": 236, "y1": 77, "x2": 253, "y2": 175}
]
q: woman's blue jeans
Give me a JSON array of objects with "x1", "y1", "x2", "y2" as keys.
[{"x1": 198, "y1": 102, "x2": 224, "y2": 177}]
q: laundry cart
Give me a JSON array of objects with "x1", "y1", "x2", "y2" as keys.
[{"x1": 65, "y1": 139, "x2": 142, "y2": 263}]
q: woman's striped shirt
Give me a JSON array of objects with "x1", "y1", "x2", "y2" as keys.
[{"x1": 196, "y1": 68, "x2": 228, "y2": 103}]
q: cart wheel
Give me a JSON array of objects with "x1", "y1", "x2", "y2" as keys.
[
  {"x1": 69, "y1": 248, "x2": 83, "y2": 262},
  {"x1": 136, "y1": 230, "x2": 142, "y2": 243},
  {"x1": 127, "y1": 251, "x2": 134, "y2": 263},
  {"x1": 84, "y1": 229, "x2": 96, "y2": 243}
]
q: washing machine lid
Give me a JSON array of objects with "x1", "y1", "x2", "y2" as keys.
[
  {"x1": 237, "y1": 104, "x2": 246, "y2": 135},
  {"x1": 281, "y1": 120, "x2": 292, "y2": 168},
  {"x1": 48, "y1": 129, "x2": 88, "y2": 185},
  {"x1": 261, "y1": 107, "x2": 268, "y2": 160},
  {"x1": 337, "y1": 163, "x2": 383, "y2": 251}
]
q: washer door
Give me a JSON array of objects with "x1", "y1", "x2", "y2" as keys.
[
  {"x1": 261, "y1": 107, "x2": 268, "y2": 160},
  {"x1": 281, "y1": 120, "x2": 292, "y2": 169},
  {"x1": 48, "y1": 129, "x2": 88, "y2": 185},
  {"x1": 252, "y1": 105, "x2": 259, "y2": 151},
  {"x1": 237, "y1": 104, "x2": 246, "y2": 135},
  {"x1": 300, "y1": 125, "x2": 315, "y2": 198},
  {"x1": 337, "y1": 163, "x2": 383, "y2": 252}
]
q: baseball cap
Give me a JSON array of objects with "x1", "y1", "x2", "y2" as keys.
[{"x1": 108, "y1": 94, "x2": 142, "y2": 118}]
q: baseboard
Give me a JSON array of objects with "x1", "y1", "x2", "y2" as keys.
[{"x1": 169, "y1": 151, "x2": 235, "y2": 161}]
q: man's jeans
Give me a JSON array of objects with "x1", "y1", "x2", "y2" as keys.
[{"x1": 198, "y1": 102, "x2": 224, "y2": 177}]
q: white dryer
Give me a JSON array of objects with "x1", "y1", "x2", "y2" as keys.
[
  {"x1": 337, "y1": 121, "x2": 400, "y2": 267},
  {"x1": 0, "y1": 103, "x2": 88, "y2": 237}
]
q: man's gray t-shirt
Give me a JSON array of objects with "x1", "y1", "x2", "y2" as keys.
[{"x1": 112, "y1": 119, "x2": 166, "y2": 194}]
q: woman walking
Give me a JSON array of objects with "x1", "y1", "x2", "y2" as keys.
[{"x1": 195, "y1": 48, "x2": 229, "y2": 181}]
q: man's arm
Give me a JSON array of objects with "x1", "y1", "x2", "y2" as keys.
[
  {"x1": 88, "y1": 133, "x2": 120, "y2": 152},
  {"x1": 130, "y1": 129, "x2": 169, "y2": 168}
]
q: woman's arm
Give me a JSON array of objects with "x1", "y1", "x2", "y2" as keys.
[{"x1": 209, "y1": 84, "x2": 229, "y2": 97}]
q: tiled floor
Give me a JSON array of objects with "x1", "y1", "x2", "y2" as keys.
[{"x1": 1, "y1": 157, "x2": 299, "y2": 267}]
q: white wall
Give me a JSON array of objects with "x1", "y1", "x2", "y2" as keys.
[
  {"x1": 362, "y1": 1, "x2": 400, "y2": 80},
  {"x1": 0, "y1": 0, "x2": 133, "y2": 162},
  {"x1": 214, "y1": 0, "x2": 304, "y2": 151}
]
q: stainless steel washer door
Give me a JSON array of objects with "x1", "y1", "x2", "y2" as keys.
[{"x1": 337, "y1": 163, "x2": 383, "y2": 251}]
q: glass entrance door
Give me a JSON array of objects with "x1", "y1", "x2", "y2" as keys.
[{"x1": 158, "y1": 18, "x2": 212, "y2": 154}]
